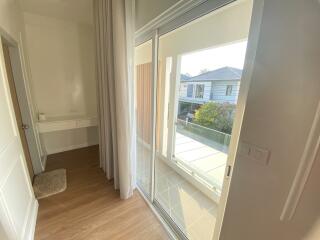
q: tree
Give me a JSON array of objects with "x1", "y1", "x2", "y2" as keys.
[{"x1": 193, "y1": 102, "x2": 235, "y2": 134}]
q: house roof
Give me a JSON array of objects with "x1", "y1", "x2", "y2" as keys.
[
  {"x1": 181, "y1": 66, "x2": 242, "y2": 81},
  {"x1": 180, "y1": 74, "x2": 191, "y2": 80}
]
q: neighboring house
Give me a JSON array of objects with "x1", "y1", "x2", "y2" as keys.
[{"x1": 179, "y1": 66, "x2": 242, "y2": 105}]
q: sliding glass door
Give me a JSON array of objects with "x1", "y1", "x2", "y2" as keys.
[
  {"x1": 134, "y1": 39, "x2": 153, "y2": 196},
  {"x1": 135, "y1": 0, "x2": 254, "y2": 239}
]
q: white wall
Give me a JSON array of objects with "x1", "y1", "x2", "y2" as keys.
[
  {"x1": 23, "y1": 9, "x2": 98, "y2": 155},
  {"x1": 220, "y1": 0, "x2": 320, "y2": 239},
  {"x1": 290, "y1": 149, "x2": 320, "y2": 240},
  {"x1": 24, "y1": 13, "x2": 97, "y2": 118},
  {"x1": 158, "y1": 0, "x2": 252, "y2": 60},
  {"x1": 135, "y1": 39, "x2": 152, "y2": 65},
  {"x1": 135, "y1": 0, "x2": 180, "y2": 30},
  {"x1": 20, "y1": 0, "x2": 93, "y2": 25},
  {"x1": 0, "y1": 0, "x2": 24, "y2": 41},
  {"x1": 0, "y1": 222, "x2": 8, "y2": 240}
]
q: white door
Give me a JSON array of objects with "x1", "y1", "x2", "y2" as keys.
[
  {"x1": 9, "y1": 45, "x2": 44, "y2": 175},
  {"x1": 0, "y1": 39, "x2": 38, "y2": 239}
]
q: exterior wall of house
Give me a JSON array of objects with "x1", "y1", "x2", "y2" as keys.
[
  {"x1": 211, "y1": 80, "x2": 240, "y2": 104},
  {"x1": 179, "y1": 81, "x2": 211, "y2": 104},
  {"x1": 179, "y1": 80, "x2": 240, "y2": 104}
]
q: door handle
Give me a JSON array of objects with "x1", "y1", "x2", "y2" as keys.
[
  {"x1": 22, "y1": 124, "x2": 29, "y2": 130},
  {"x1": 226, "y1": 165, "x2": 232, "y2": 177}
]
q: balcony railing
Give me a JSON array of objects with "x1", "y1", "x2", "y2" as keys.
[
  {"x1": 174, "y1": 119, "x2": 231, "y2": 192},
  {"x1": 176, "y1": 119, "x2": 231, "y2": 153}
]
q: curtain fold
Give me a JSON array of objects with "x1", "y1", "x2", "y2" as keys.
[{"x1": 94, "y1": 0, "x2": 135, "y2": 199}]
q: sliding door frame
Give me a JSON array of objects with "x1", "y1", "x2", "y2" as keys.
[
  {"x1": 166, "y1": 55, "x2": 181, "y2": 163},
  {"x1": 134, "y1": 0, "x2": 263, "y2": 239},
  {"x1": 150, "y1": 30, "x2": 158, "y2": 202},
  {"x1": 134, "y1": 36, "x2": 154, "y2": 199}
]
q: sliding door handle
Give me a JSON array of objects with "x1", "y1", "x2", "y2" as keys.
[{"x1": 226, "y1": 165, "x2": 232, "y2": 177}]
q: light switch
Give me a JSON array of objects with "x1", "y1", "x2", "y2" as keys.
[
  {"x1": 248, "y1": 145, "x2": 270, "y2": 165},
  {"x1": 238, "y1": 141, "x2": 270, "y2": 165}
]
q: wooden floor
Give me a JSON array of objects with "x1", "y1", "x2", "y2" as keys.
[{"x1": 35, "y1": 146, "x2": 168, "y2": 240}]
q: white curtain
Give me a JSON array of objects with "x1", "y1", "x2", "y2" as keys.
[{"x1": 94, "y1": 0, "x2": 136, "y2": 199}]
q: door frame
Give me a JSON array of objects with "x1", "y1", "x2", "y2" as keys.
[
  {"x1": 2, "y1": 41, "x2": 35, "y2": 180},
  {"x1": 134, "y1": 0, "x2": 264, "y2": 239},
  {"x1": 0, "y1": 31, "x2": 45, "y2": 175}
]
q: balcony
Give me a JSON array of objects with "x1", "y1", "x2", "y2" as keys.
[
  {"x1": 136, "y1": 119, "x2": 231, "y2": 239},
  {"x1": 174, "y1": 119, "x2": 230, "y2": 194}
]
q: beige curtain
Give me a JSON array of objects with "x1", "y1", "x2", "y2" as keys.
[{"x1": 94, "y1": 0, "x2": 135, "y2": 199}]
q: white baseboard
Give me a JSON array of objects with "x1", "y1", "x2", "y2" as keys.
[
  {"x1": 23, "y1": 199, "x2": 38, "y2": 240},
  {"x1": 46, "y1": 142, "x2": 98, "y2": 155}
]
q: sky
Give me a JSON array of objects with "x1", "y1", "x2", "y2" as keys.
[{"x1": 180, "y1": 41, "x2": 248, "y2": 76}]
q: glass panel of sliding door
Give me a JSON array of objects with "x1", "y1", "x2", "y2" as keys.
[
  {"x1": 134, "y1": 39, "x2": 153, "y2": 196},
  {"x1": 154, "y1": 0, "x2": 253, "y2": 239}
]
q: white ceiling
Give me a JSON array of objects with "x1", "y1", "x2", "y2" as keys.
[{"x1": 20, "y1": 0, "x2": 93, "y2": 24}]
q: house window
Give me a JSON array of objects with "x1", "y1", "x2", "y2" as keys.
[
  {"x1": 187, "y1": 84, "x2": 193, "y2": 97},
  {"x1": 226, "y1": 85, "x2": 233, "y2": 96},
  {"x1": 195, "y1": 84, "x2": 204, "y2": 98}
]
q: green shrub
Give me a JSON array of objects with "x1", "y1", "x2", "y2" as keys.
[{"x1": 193, "y1": 102, "x2": 235, "y2": 134}]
